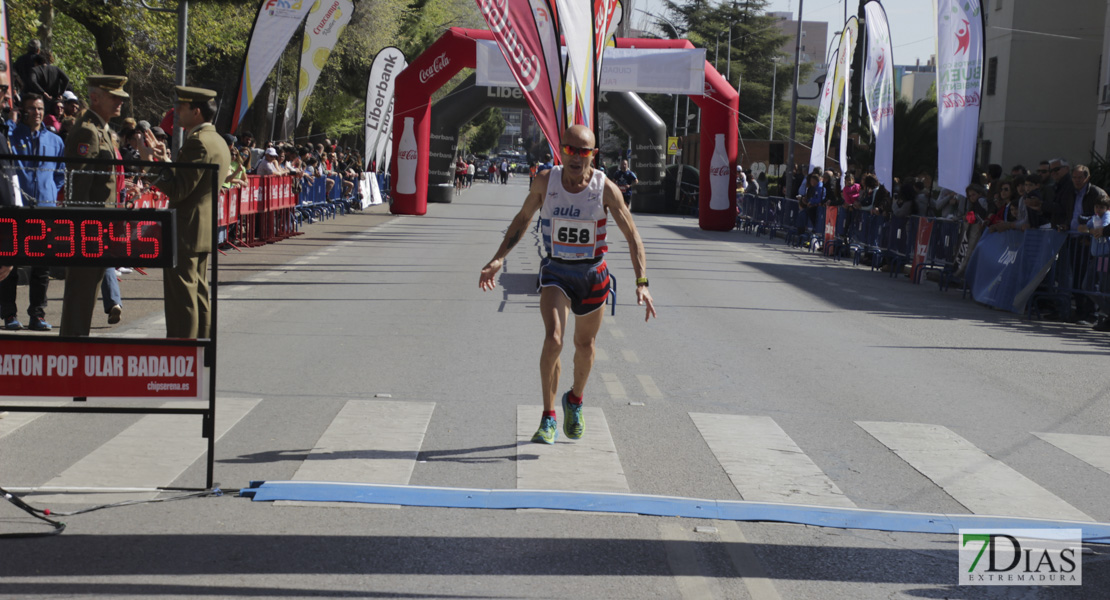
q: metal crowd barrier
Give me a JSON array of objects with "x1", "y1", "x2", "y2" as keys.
[{"x1": 1029, "y1": 233, "x2": 1110, "y2": 320}]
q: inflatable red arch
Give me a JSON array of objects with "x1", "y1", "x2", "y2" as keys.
[{"x1": 390, "y1": 27, "x2": 739, "y2": 231}]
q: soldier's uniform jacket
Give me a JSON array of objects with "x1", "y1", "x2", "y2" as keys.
[
  {"x1": 63, "y1": 109, "x2": 118, "y2": 207},
  {"x1": 154, "y1": 122, "x2": 230, "y2": 254}
]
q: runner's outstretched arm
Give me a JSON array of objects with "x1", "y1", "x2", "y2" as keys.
[
  {"x1": 479, "y1": 172, "x2": 548, "y2": 291},
  {"x1": 603, "y1": 179, "x2": 657, "y2": 321}
]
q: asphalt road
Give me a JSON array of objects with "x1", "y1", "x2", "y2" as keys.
[{"x1": 1, "y1": 180, "x2": 1108, "y2": 599}]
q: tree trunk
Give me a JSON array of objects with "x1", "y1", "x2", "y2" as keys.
[
  {"x1": 37, "y1": 1, "x2": 54, "y2": 56},
  {"x1": 56, "y1": 1, "x2": 132, "y2": 113}
]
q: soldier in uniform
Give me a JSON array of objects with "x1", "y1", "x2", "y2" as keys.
[
  {"x1": 59, "y1": 75, "x2": 128, "y2": 336},
  {"x1": 140, "y1": 86, "x2": 230, "y2": 338}
]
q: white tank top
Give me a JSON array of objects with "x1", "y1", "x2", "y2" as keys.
[{"x1": 540, "y1": 166, "x2": 608, "y2": 260}]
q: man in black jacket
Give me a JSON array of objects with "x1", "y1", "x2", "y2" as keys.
[{"x1": 0, "y1": 60, "x2": 18, "y2": 282}]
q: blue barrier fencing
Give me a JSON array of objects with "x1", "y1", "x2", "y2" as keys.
[{"x1": 738, "y1": 198, "x2": 1110, "y2": 317}]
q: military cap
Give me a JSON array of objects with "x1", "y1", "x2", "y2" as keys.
[
  {"x1": 175, "y1": 86, "x2": 217, "y2": 103},
  {"x1": 88, "y1": 75, "x2": 129, "y2": 98}
]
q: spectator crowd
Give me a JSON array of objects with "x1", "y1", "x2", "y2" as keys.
[
  {"x1": 737, "y1": 155, "x2": 1110, "y2": 332},
  {"x1": 0, "y1": 39, "x2": 367, "y2": 336}
]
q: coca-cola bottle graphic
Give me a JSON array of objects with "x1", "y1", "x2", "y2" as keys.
[
  {"x1": 708, "y1": 133, "x2": 730, "y2": 211},
  {"x1": 397, "y1": 117, "x2": 418, "y2": 195}
]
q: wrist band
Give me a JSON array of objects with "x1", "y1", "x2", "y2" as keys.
[{"x1": 636, "y1": 277, "x2": 648, "y2": 287}]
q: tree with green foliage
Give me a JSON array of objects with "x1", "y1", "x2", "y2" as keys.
[
  {"x1": 6, "y1": 0, "x2": 483, "y2": 145},
  {"x1": 469, "y1": 108, "x2": 506, "y2": 155},
  {"x1": 636, "y1": 0, "x2": 807, "y2": 150}
]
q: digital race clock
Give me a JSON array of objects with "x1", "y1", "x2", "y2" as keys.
[{"x1": 0, "y1": 207, "x2": 176, "y2": 268}]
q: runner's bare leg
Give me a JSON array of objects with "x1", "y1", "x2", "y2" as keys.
[
  {"x1": 539, "y1": 286, "x2": 571, "y2": 412},
  {"x1": 571, "y1": 307, "x2": 603, "y2": 398}
]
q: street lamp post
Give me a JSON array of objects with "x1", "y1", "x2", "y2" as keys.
[
  {"x1": 139, "y1": 0, "x2": 188, "y2": 154},
  {"x1": 770, "y1": 58, "x2": 780, "y2": 141}
]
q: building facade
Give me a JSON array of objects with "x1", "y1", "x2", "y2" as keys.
[
  {"x1": 979, "y1": 0, "x2": 1106, "y2": 170},
  {"x1": 1096, "y1": 2, "x2": 1110, "y2": 158}
]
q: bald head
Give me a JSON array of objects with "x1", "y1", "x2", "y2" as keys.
[{"x1": 562, "y1": 125, "x2": 595, "y2": 149}]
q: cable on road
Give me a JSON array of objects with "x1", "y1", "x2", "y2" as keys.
[{"x1": 0, "y1": 484, "x2": 226, "y2": 538}]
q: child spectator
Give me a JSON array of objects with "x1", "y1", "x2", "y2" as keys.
[{"x1": 841, "y1": 173, "x2": 860, "y2": 208}]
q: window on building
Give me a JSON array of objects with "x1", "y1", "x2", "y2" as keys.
[
  {"x1": 996, "y1": 0, "x2": 1002, "y2": 10},
  {"x1": 987, "y1": 57, "x2": 998, "y2": 95},
  {"x1": 980, "y1": 140, "x2": 992, "y2": 168}
]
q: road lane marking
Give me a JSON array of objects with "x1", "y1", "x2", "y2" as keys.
[
  {"x1": 716, "y1": 520, "x2": 784, "y2": 600},
  {"x1": 609, "y1": 328, "x2": 625, "y2": 339},
  {"x1": 1034, "y1": 432, "x2": 1110, "y2": 476},
  {"x1": 622, "y1": 349, "x2": 640, "y2": 363},
  {"x1": 637, "y1": 374, "x2": 663, "y2": 399},
  {"x1": 858, "y1": 422, "x2": 1092, "y2": 521},
  {"x1": 290, "y1": 400, "x2": 435, "y2": 485},
  {"x1": 516, "y1": 405, "x2": 628, "y2": 493},
  {"x1": 691, "y1": 413, "x2": 856, "y2": 507},
  {"x1": 595, "y1": 347, "x2": 609, "y2": 361},
  {"x1": 601, "y1": 372, "x2": 627, "y2": 399},
  {"x1": 659, "y1": 521, "x2": 725, "y2": 599},
  {"x1": 29, "y1": 398, "x2": 260, "y2": 504}
]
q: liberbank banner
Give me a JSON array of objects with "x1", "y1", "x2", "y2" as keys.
[
  {"x1": 232, "y1": 0, "x2": 314, "y2": 133},
  {"x1": 937, "y1": 0, "x2": 983, "y2": 193},
  {"x1": 296, "y1": 0, "x2": 353, "y2": 125},
  {"x1": 476, "y1": 40, "x2": 704, "y2": 95},
  {"x1": 365, "y1": 47, "x2": 407, "y2": 169}
]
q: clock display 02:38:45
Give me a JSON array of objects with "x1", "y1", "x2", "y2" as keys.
[{"x1": 0, "y1": 207, "x2": 176, "y2": 268}]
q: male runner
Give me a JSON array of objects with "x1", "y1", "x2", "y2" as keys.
[{"x1": 479, "y1": 125, "x2": 657, "y2": 444}]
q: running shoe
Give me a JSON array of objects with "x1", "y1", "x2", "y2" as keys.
[
  {"x1": 562, "y1": 391, "x2": 584, "y2": 439},
  {"x1": 531, "y1": 415, "x2": 558, "y2": 445},
  {"x1": 3, "y1": 316, "x2": 21, "y2": 331},
  {"x1": 27, "y1": 317, "x2": 52, "y2": 331}
]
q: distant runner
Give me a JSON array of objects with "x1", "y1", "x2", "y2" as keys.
[{"x1": 480, "y1": 125, "x2": 657, "y2": 444}]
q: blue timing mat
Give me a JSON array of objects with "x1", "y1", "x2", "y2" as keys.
[{"x1": 241, "y1": 481, "x2": 1110, "y2": 543}]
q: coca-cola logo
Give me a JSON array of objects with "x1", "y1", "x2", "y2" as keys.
[
  {"x1": 399, "y1": 149, "x2": 418, "y2": 160},
  {"x1": 419, "y1": 53, "x2": 450, "y2": 83},
  {"x1": 477, "y1": 0, "x2": 542, "y2": 92},
  {"x1": 710, "y1": 166, "x2": 730, "y2": 177},
  {"x1": 941, "y1": 91, "x2": 980, "y2": 108}
]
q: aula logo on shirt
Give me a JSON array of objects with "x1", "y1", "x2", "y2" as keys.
[{"x1": 552, "y1": 206, "x2": 581, "y2": 218}]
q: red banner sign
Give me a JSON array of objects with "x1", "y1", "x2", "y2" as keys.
[
  {"x1": 824, "y1": 206, "x2": 838, "y2": 249},
  {"x1": 912, "y1": 218, "x2": 934, "y2": 283},
  {"x1": 0, "y1": 339, "x2": 203, "y2": 398}
]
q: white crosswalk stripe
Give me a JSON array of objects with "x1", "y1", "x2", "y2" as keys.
[
  {"x1": 859, "y1": 421, "x2": 1092, "y2": 522},
  {"x1": 9, "y1": 397, "x2": 1104, "y2": 523},
  {"x1": 691, "y1": 413, "x2": 856, "y2": 507},
  {"x1": 0, "y1": 400, "x2": 67, "y2": 440},
  {"x1": 27, "y1": 398, "x2": 260, "y2": 504},
  {"x1": 1033, "y1": 432, "x2": 1110, "y2": 476},
  {"x1": 516, "y1": 405, "x2": 629, "y2": 493},
  {"x1": 290, "y1": 400, "x2": 435, "y2": 484}
]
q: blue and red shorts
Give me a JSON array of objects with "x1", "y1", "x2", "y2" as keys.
[{"x1": 537, "y1": 257, "x2": 610, "y2": 316}]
